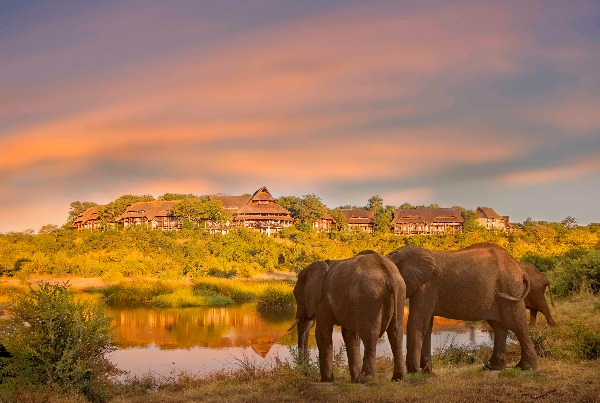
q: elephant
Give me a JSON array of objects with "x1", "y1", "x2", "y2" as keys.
[
  {"x1": 289, "y1": 251, "x2": 406, "y2": 382},
  {"x1": 387, "y1": 243, "x2": 538, "y2": 374},
  {"x1": 520, "y1": 262, "x2": 557, "y2": 327}
]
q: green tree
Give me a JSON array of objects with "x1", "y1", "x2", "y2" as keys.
[
  {"x1": 158, "y1": 193, "x2": 200, "y2": 201},
  {"x1": 561, "y1": 216, "x2": 578, "y2": 229},
  {"x1": 66, "y1": 201, "x2": 98, "y2": 225},
  {"x1": 461, "y1": 209, "x2": 480, "y2": 233},
  {"x1": 278, "y1": 194, "x2": 326, "y2": 231},
  {"x1": 171, "y1": 198, "x2": 228, "y2": 229},
  {"x1": 329, "y1": 208, "x2": 348, "y2": 231}
]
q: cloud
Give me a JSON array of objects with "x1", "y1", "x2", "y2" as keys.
[{"x1": 499, "y1": 154, "x2": 600, "y2": 187}]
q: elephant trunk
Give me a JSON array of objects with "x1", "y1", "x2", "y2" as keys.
[{"x1": 297, "y1": 318, "x2": 313, "y2": 362}]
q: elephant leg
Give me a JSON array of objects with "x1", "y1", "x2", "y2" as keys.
[
  {"x1": 357, "y1": 328, "x2": 379, "y2": 382},
  {"x1": 528, "y1": 309, "x2": 538, "y2": 327},
  {"x1": 315, "y1": 322, "x2": 334, "y2": 382},
  {"x1": 386, "y1": 312, "x2": 406, "y2": 381},
  {"x1": 406, "y1": 297, "x2": 435, "y2": 373},
  {"x1": 539, "y1": 301, "x2": 557, "y2": 327},
  {"x1": 487, "y1": 320, "x2": 507, "y2": 370},
  {"x1": 341, "y1": 328, "x2": 361, "y2": 382},
  {"x1": 419, "y1": 317, "x2": 434, "y2": 375},
  {"x1": 510, "y1": 306, "x2": 539, "y2": 371}
]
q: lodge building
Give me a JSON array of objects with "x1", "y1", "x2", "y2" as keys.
[
  {"x1": 391, "y1": 207, "x2": 464, "y2": 235},
  {"x1": 70, "y1": 187, "x2": 510, "y2": 236}
]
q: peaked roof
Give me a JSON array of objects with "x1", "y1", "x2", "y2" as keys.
[
  {"x1": 208, "y1": 187, "x2": 293, "y2": 220},
  {"x1": 117, "y1": 200, "x2": 180, "y2": 221},
  {"x1": 391, "y1": 207, "x2": 464, "y2": 225},
  {"x1": 476, "y1": 207, "x2": 504, "y2": 220},
  {"x1": 73, "y1": 205, "x2": 100, "y2": 225}
]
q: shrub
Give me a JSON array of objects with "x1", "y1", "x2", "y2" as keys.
[
  {"x1": 572, "y1": 324, "x2": 600, "y2": 360},
  {"x1": 100, "y1": 281, "x2": 174, "y2": 305},
  {"x1": 432, "y1": 337, "x2": 480, "y2": 367},
  {"x1": 256, "y1": 283, "x2": 295, "y2": 315},
  {"x1": 152, "y1": 287, "x2": 233, "y2": 307},
  {"x1": 0, "y1": 282, "x2": 117, "y2": 401},
  {"x1": 550, "y1": 250, "x2": 600, "y2": 297}
]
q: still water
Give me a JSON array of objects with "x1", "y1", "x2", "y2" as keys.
[{"x1": 107, "y1": 303, "x2": 494, "y2": 378}]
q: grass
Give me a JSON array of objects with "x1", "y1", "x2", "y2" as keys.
[{"x1": 2, "y1": 284, "x2": 600, "y2": 402}]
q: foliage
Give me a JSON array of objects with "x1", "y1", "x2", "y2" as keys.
[
  {"x1": 256, "y1": 283, "x2": 295, "y2": 315},
  {"x1": 171, "y1": 197, "x2": 228, "y2": 229},
  {"x1": 572, "y1": 323, "x2": 600, "y2": 360},
  {"x1": 152, "y1": 287, "x2": 233, "y2": 307},
  {"x1": 99, "y1": 281, "x2": 175, "y2": 305},
  {"x1": 549, "y1": 249, "x2": 600, "y2": 297},
  {"x1": 0, "y1": 282, "x2": 117, "y2": 401},
  {"x1": 278, "y1": 194, "x2": 327, "y2": 232}
]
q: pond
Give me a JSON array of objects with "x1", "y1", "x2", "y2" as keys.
[{"x1": 106, "y1": 303, "x2": 494, "y2": 378}]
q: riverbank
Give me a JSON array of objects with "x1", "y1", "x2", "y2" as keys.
[{"x1": 1, "y1": 292, "x2": 598, "y2": 402}]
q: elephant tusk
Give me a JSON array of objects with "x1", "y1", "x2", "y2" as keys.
[{"x1": 287, "y1": 319, "x2": 299, "y2": 331}]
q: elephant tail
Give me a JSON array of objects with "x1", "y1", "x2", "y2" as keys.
[
  {"x1": 547, "y1": 285, "x2": 556, "y2": 308},
  {"x1": 497, "y1": 271, "x2": 530, "y2": 301}
]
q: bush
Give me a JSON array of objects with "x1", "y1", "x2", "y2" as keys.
[
  {"x1": 99, "y1": 281, "x2": 174, "y2": 305},
  {"x1": 0, "y1": 282, "x2": 117, "y2": 401},
  {"x1": 152, "y1": 287, "x2": 233, "y2": 307},
  {"x1": 550, "y1": 250, "x2": 600, "y2": 297},
  {"x1": 572, "y1": 324, "x2": 600, "y2": 360},
  {"x1": 256, "y1": 283, "x2": 295, "y2": 315}
]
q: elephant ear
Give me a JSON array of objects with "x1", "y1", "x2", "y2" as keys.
[
  {"x1": 387, "y1": 246, "x2": 437, "y2": 297},
  {"x1": 299, "y1": 261, "x2": 329, "y2": 318}
]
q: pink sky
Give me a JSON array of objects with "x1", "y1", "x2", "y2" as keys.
[{"x1": 1, "y1": 0, "x2": 599, "y2": 231}]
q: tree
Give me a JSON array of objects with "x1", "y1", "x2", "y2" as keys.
[
  {"x1": 297, "y1": 194, "x2": 327, "y2": 231},
  {"x1": 158, "y1": 193, "x2": 199, "y2": 201},
  {"x1": 329, "y1": 208, "x2": 348, "y2": 231},
  {"x1": 171, "y1": 198, "x2": 228, "y2": 229},
  {"x1": 66, "y1": 201, "x2": 97, "y2": 224},
  {"x1": 278, "y1": 194, "x2": 326, "y2": 231},
  {"x1": 38, "y1": 224, "x2": 58, "y2": 235},
  {"x1": 367, "y1": 195, "x2": 384, "y2": 215},
  {"x1": 561, "y1": 216, "x2": 578, "y2": 229},
  {"x1": 461, "y1": 209, "x2": 480, "y2": 233}
]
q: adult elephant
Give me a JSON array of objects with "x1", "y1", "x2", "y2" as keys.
[
  {"x1": 520, "y1": 262, "x2": 557, "y2": 327},
  {"x1": 387, "y1": 243, "x2": 538, "y2": 374},
  {"x1": 289, "y1": 251, "x2": 406, "y2": 382}
]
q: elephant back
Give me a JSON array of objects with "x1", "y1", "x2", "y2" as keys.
[{"x1": 387, "y1": 246, "x2": 437, "y2": 297}]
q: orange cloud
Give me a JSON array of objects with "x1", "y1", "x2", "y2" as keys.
[{"x1": 528, "y1": 92, "x2": 600, "y2": 133}]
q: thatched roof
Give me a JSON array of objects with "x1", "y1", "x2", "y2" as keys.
[
  {"x1": 391, "y1": 207, "x2": 464, "y2": 225},
  {"x1": 72, "y1": 205, "x2": 100, "y2": 225},
  {"x1": 117, "y1": 201, "x2": 180, "y2": 221},
  {"x1": 476, "y1": 207, "x2": 504, "y2": 220}
]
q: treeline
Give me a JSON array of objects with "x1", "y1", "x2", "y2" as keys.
[{"x1": 1, "y1": 220, "x2": 599, "y2": 297}]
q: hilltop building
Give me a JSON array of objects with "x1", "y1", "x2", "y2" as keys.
[
  {"x1": 72, "y1": 205, "x2": 102, "y2": 231},
  {"x1": 208, "y1": 186, "x2": 293, "y2": 236},
  {"x1": 341, "y1": 209, "x2": 375, "y2": 233},
  {"x1": 117, "y1": 200, "x2": 182, "y2": 230},
  {"x1": 391, "y1": 207, "x2": 464, "y2": 235},
  {"x1": 475, "y1": 207, "x2": 510, "y2": 231}
]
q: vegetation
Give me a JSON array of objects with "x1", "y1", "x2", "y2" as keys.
[
  {"x1": 0, "y1": 282, "x2": 117, "y2": 402},
  {"x1": 1, "y1": 293, "x2": 599, "y2": 402}
]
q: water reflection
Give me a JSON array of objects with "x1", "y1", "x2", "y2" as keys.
[{"x1": 107, "y1": 304, "x2": 493, "y2": 378}]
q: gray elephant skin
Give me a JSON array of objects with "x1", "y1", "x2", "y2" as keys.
[
  {"x1": 290, "y1": 252, "x2": 406, "y2": 382},
  {"x1": 520, "y1": 262, "x2": 557, "y2": 327},
  {"x1": 387, "y1": 243, "x2": 538, "y2": 373}
]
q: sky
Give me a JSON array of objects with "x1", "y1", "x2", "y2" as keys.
[{"x1": 1, "y1": 0, "x2": 599, "y2": 232}]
